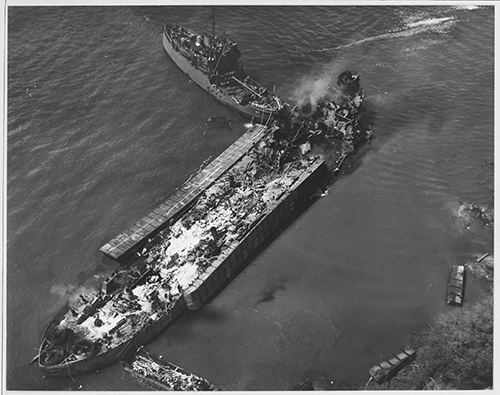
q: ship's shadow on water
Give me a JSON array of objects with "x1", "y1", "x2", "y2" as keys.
[
  {"x1": 189, "y1": 305, "x2": 228, "y2": 323},
  {"x1": 153, "y1": 306, "x2": 228, "y2": 343}
]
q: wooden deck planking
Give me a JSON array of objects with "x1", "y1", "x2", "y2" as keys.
[{"x1": 100, "y1": 124, "x2": 270, "y2": 261}]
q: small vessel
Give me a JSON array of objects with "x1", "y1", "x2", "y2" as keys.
[
  {"x1": 120, "y1": 344, "x2": 218, "y2": 391},
  {"x1": 36, "y1": 69, "x2": 371, "y2": 377},
  {"x1": 446, "y1": 264, "x2": 465, "y2": 306},
  {"x1": 162, "y1": 13, "x2": 284, "y2": 121},
  {"x1": 368, "y1": 346, "x2": 416, "y2": 384}
]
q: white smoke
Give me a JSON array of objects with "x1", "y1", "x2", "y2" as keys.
[
  {"x1": 50, "y1": 283, "x2": 98, "y2": 306},
  {"x1": 292, "y1": 73, "x2": 332, "y2": 108},
  {"x1": 291, "y1": 60, "x2": 349, "y2": 109}
]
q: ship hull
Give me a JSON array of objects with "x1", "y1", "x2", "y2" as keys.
[
  {"x1": 121, "y1": 346, "x2": 218, "y2": 391},
  {"x1": 125, "y1": 368, "x2": 177, "y2": 391},
  {"x1": 162, "y1": 32, "x2": 274, "y2": 122},
  {"x1": 123, "y1": 366, "x2": 218, "y2": 391},
  {"x1": 39, "y1": 298, "x2": 186, "y2": 377}
]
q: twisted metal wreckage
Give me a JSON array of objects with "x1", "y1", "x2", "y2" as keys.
[{"x1": 36, "y1": 18, "x2": 374, "y2": 391}]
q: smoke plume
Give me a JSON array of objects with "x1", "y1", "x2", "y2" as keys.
[
  {"x1": 50, "y1": 283, "x2": 98, "y2": 306},
  {"x1": 292, "y1": 73, "x2": 333, "y2": 109},
  {"x1": 291, "y1": 59, "x2": 349, "y2": 109}
]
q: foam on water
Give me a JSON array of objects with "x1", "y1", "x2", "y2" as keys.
[
  {"x1": 454, "y1": 4, "x2": 481, "y2": 11},
  {"x1": 406, "y1": 16, "x2": 454, "y2": 28},
  {"x1": 311, "y1": 12, "x2": 456, "y2": 53}
]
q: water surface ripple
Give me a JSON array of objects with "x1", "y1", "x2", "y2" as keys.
[{"x1": 7, "y1": 5, "x2": 493, "y2": 390}]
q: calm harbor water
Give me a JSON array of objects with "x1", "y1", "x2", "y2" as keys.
[{"x1": 7, "y1": 5, "x2": 493, "y2": 390}]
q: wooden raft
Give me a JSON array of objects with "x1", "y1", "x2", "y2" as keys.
[
  {"x1": 368, "y1": 346, "x2": 416, "y2": 384},
  {"x1": 446, "y1": 264, "x2": 465, "y2": 306}
]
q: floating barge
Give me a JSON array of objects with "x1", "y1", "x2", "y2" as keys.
[
  {"x1": 37, "y1": 59, "x2": 371, "y2": 375},
  {"x1": 446, "y1": 264, "x2": 465, "y2": 306},
  {"x1": 120, "y1": 344, "x2": 218, "y2": 391},
  {"x1": 100, "y1": 124, "x2": 270, "y2": 264},
  {"x1": 368, "y1": 347, "x2": 416, "y2": 384},
  {"x1": 103, "y1": 127, "x2": 328, "y2": 312},
  {"x1": 38, "y1": 124, "x2": 331, "y2": 376}
]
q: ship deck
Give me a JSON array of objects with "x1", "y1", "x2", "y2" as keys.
[{"x1": 100, "y1": 124, "x2": 270, "y2": 263}]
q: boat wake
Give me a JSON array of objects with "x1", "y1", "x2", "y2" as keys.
[
  {"x1": 453, "y1": 5, "x2": 481, "y2": 10},
  {"x1": 311, "y1": 15, "x2": 456, "y2": 53},
  {"x1": 406, "y1": 16, "x2": 454, "y2": 28}
]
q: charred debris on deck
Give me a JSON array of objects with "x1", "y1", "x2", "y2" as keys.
[
  {"x1": 36, "y1": 70, "x2": 373, "y2": 382},
  {"x1": 36, "y1": 13, "x2": 375, "y2": 387}
]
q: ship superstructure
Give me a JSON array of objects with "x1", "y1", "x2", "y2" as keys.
[{"x1": 163, "y1": 23, "x2": 284, "y2": 121}]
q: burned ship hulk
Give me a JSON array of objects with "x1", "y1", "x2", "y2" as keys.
[
  {"x1": 120, "y1": 344, "x2": 219, "y2": 391},
  {"x1": 37, "y1": 67, "x2": 372, "y2": 376}
]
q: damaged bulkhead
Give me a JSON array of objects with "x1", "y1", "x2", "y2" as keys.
[{"x1": 38, "y1": 71, "x2": 372, "y2": 376}]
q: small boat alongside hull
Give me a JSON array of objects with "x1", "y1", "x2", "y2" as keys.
[
  {"x1": 36, "y1": 26, "x2": 371, "y2": 378},
  {"x1": 162, "y1": 24, "x2": 283, "y2": 121},
  {"x1": 120, "y1": 344, "x2": 218, "y2": 391}
]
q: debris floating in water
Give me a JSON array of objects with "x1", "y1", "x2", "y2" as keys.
[
  {"x1": 446, "y1": 264, "x2": 465, "y2": 306},
  {"x1": 38, "y1": 67, "x2": 373, "y2": 377}
]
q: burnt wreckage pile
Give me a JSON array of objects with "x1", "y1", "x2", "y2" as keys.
[
  {"x1": 37, "y1": 69, "x2": 372, "y2": 377},
  {"x1": 273, "y1": 71, "x2": 372, "y2": 171}
]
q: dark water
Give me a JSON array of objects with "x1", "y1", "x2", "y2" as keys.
[{"x1": 7, "y1": 5, "x2": 493, "y2": 390}]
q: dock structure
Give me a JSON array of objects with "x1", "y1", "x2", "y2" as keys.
[
  {"x1": 100, "y1": 124, "x2": 270, "y2": 263},
  {"x1": 368, "y1": 347, "x2": 416, "y2": 385}
]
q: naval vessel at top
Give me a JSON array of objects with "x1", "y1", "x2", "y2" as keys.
[{"x1": 162, "y1": 17, "x2": 284, "y2": 120}]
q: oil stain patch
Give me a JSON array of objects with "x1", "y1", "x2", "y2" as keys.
[{"x1": 255, "y1": 276, "x2": 288, "y2": 304}]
